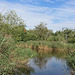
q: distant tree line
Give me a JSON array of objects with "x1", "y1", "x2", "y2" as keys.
[{"x1": 0, "y1": 11, "x2": 75, "y2": 43}]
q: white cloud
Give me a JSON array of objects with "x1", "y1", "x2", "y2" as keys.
[
  {"x1": 0, "y1": 1, "x2": 54, "y2": 28},
  {"x1": 47, "y1": 21, "x2": 75, "y2": 32},
  {"x1": 20, "y1": 0, "x2": 54, "y2": 4},
  {"x1": 43, "y1": 0, "x2": 54, "y2": 3},
  {"x1": 0, "y1": 0, "x2": 75, "y2": 32},
  {"x1": 55, "y1": 0, "x2": 65, "y2": 2},
  {"x1": 67, "y1": 1, "x2": 75, "y2": 5},
  {"x1": 20, "y1": 0, "x2": 39, "y2": 4}
]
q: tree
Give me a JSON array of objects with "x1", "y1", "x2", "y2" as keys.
[
  {"x1": 45, "y1": 30, "x2": 53, "y2": 40},
  {"x1": 0, "y1": 10, "x2": 26, "y2": 33},
  {"x1": 12, "y1": 25, "x2": 26, "y2": 42},
  {"x1": 4, "y1": 11, "x2": 26, "y2": 27},
  {"x1": 62, "y1": 28, "x2": 72, "y2": 43},
  {"x1": 0, "y1": 11, "x2": 27, "y2": 41},
  {"x1": 23, "y1": 31, "x2": 38, "y2": 41},
  {"x1": 0, "y1": 13, "x2": 11, "y2": 34},
  {"x1": 34, "y1": 22, "x2": 48, "y2": 40}
]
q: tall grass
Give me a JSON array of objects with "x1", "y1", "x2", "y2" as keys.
[
  {"x1": 67, "y1": 51, "x2": 75, "y2": 70},
  {"x1": 0, "y1": 33, "x2": 16, "y2": 75},
  {"x1": 25, "y1": 41, "x2": 75, "y2": 52},
  {"x1": 0, "y1": 33, "x2": 37, "y2": 75}
]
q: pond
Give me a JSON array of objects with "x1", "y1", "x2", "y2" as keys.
[{"x1": 14, "y1": 53, "x2": 75, "y2": 75}]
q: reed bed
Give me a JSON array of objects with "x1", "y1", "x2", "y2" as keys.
[{"x1": 25, "y1": 41, "x2": 75, "y2": 53}]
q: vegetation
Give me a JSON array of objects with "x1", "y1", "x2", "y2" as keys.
[
  {"x1": 0, "y1": 11, "x2": 75, "y2": 43},
  {"x1": 0, "y1": 10, "x2": 75, "y2": 74},
  {"x1": 25, "y1": 41, "x2": 75, "y2": 52},
  {"x1": 67, "y1": 51, "x2": 75, "y2": 70},
  {"x1": 0, "y1": 33, "x2": 37, "y2": 75}
]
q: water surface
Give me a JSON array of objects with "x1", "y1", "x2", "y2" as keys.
[
  {"x1": 14, "y1": 54, "x2": 75, "y2": 75},
  {"x1": 29, "y1": 56, "x2": 72, "y2": 75}
]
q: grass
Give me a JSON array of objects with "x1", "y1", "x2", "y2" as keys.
[
  {"x1": 11, "y1": 47, "x2": 37, "y2": 63},
  {"x1": 0, "y1": 33, "x2": 15, "y2": 75},
  {"x1": 67, "y1": 51, "x2": 75, "y2": 70},
  {"x1": 25, "y1": 41, "x2": 75, "y2": 52},
  {"x1": 0, "y1": 33, "x2": 75, "y2": 74},
  {"x1": 0, "y1": 33, "x2": 37, "y2": 75}
]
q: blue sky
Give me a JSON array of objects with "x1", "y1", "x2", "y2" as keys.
[{"x1": 0, "y1": 0, "x2": 75, "y2": 32}]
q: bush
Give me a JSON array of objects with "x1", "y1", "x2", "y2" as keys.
[{"x1": 68, "y1": 38, "x2": 75, "y2": 43}]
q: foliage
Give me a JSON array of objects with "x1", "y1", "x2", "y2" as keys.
[
  {"x1": 3, "y1": 11, "x2": 26, "y2": 27},
  {"x1": 0, "y1": 33, "x2": 37, "y2": 75},
  {"x1": 25, "y1": 41, "x2": 75, "y2": 50},
  {"x1": 68, "y1": 37, "x2": 75, "y2": 43},
  {"x1": 0, "y1": 32, "x2": 16, "y2": 75},
  {"x1": 0, "y1": 11, "x2": 26, "y2": 42},
  {"x1": 23, "y1": 31, "x2": 38, "y2": 41},
  {"x1": 12, "y1": 25, "x2": 26, "y2": 42},
  {"x1": 0, "y1": 32, "x2": 15, "y2": 55},
  {"x1": 34, "y1": 22, "x2": 49, "y2": 40},
  {"x1": 12, "y1": 47, "x2": 37, "y2": 60},
  {"x1": 0, "y1": 11, "x2": 75, "y2": 43},
  {"x1": 67, "y1": 51, "x2": 75, "y2": 70}
]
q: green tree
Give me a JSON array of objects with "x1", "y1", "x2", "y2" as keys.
[
  {"x1": 4, "y1": 11, "x2": 26, "y2": 27},
  {"x1": 34, "y1": 22, "x2": 48, "y2": 40},
  {"x1": 0, "y1": 11, "x2": 26, "y2": 33},
  {"x1": 23, "y1": 30, "x2": 38, "y2": 41},
  {"x1": 0, "y1": 11, "x2": 26, "y2": 42},
  {"x1": 12, "y1": 25, "x2": 26, "y2": 42},
  {"x1": 62, "y1": 28, "x2": 73, "y2": 43}
]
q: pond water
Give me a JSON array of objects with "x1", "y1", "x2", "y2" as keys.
[{"x1": 14, "y1": 53, "x2": 75, "y2": 75}]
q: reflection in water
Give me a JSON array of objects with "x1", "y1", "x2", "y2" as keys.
[
  {"x1": 31, "y1": 52, "x2": 66, "y2": 70},
  {"x1": 30, "y1": 57, "x2": 71, "y2": 75},
  {"x1": 33, "y1": 57, "x2": 48, "y2": 69},
  {"x1": 14, "y1": 52, "x2": 75, "y2": 75}
]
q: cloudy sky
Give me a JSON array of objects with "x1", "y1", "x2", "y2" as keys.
[{"x1": 0, "y1": 0, "x2": 75, "y2": 32}]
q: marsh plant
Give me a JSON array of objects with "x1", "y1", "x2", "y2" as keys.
[
  {"x1": 0, "y1": 33, "x2": 37, "y2": 75},
  {"x1": 25, "y1": 41, "x2": 75, "y2": 52}
]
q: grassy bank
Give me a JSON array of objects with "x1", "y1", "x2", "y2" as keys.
[
  {"x1": 25, "y1": 41, "x2": 75, "y2": 53},
  {"x1": 0, "y1": 33, "x2": 37, "y2": 75}
]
